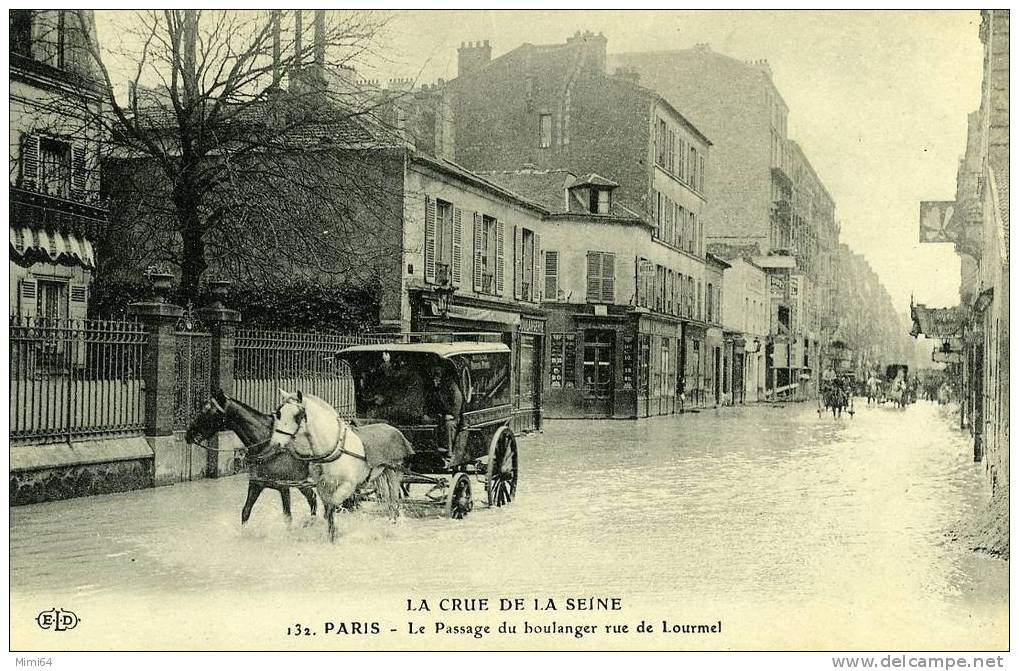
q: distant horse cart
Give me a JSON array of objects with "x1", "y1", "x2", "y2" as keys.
[
  {"x1": 818, "y1": 372, "x2": 855, "y2": 419},
  {"x1": 269, "y1": 340, "x2": 519, "y2": 542}
]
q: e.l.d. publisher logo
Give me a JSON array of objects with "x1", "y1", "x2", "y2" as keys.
[{"x1": 36, "y1": 608, "x2": 79, "y2": 632}]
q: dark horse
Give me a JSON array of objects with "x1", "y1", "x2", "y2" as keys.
[
  {"x1": 821, "y1": 382, "x2": 849, "y2": 419},
  {"x1": 184, "y1": 388, "x2": 317, "y2": 524}
]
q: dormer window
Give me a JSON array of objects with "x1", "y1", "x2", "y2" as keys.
[
  {"x1": 567, "y1": 173, "x2": 619, "y2": 215},
  {"x1": 589, "y1": 188, "x2": 610, "y2": 214}
]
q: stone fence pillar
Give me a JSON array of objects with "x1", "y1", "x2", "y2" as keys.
[
  {"x1": 198, "y1": 305, "x2": 241, "y2": 477},
  {"x1": 129, "y1": 301, "x2": 183, "y2": 486}
]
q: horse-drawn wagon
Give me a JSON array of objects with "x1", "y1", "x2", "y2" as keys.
[{"x1": 335, "y1": 340, "x2": 519, "y2": 520}]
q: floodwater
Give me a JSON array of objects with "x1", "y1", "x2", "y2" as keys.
[{"x1": 10, "y1": 401, "x2": 1008, "y2": 650}]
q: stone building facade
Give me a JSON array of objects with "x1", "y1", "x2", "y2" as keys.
[
  {"x1": 609, "y1": 45, "x2": 842, "y2": 399},
  {"x1": 10, "y1": 10, "x2": 104, "y2": 319}
]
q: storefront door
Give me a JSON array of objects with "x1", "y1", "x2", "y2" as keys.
[{"x1": 582, "y1": 330, "x2": 615, "y2": 417}]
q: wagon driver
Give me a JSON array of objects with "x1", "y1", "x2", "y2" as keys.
[{"x1": 424, "y1": 361, "x2": 464, "y2": 467}]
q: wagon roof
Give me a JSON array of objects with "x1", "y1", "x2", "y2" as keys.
[{"x1": 338, "y1": 342, "x2": 510, "y2": 358}]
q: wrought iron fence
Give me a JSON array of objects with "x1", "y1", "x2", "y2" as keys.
[
  {"x1": 233, "y1": 329, "x2": 399, "y2": 416},
  {"x1": 10, "y1": 315, "x2": 148, "y2": 444}
]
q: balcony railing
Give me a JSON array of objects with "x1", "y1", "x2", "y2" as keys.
[{"x1": 10, "y1": 183, "x2": 108, "y2": 240}]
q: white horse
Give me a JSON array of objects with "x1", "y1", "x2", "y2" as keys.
[{"x1": 269, "y1": 389, "x2": 404, "y2": 542}]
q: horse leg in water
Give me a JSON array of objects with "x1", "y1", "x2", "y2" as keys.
[
  {"x1": 279, "y1": 488, "x2": 292, "y2": 521},
  {"x1": 241, "y1": 481, "x2": 264, "y2": 525},
  {"x1": 377, "y1": 467, "x2": 403, "y2": 523},
  {"x1": 325, "y1": 503, "x2": 336, "y2": 543},
  {"x1": 323, "y1": 480, "x2": 358, "y2": 543},
  {"x1": 298, "y1": 486, "x2": 317, "y2": 516}
]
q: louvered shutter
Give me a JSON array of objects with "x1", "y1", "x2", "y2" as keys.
[
  {"x1": 532, "y1": 232, "x2": 541, "y2": 302},
  {"x1": 513, "y1": 226, "x2": 523, "y2": 300},
  {"x1": 601, "y1": 252, "x2": 615, "y2": 303},
  {"x1": 495, "y1": 219, "x2": 504, "y2": 295},
  {"x1": 544, "y1": 250, "x2": 558, "y2": 301},
  {"x1": 424, "y1": 196, "x2": 436, "y2": 283},
  {"x1": 20, "y1": 134, "x2": 39, "y2": 190},
  {"x1": 71, "y1": 144, "x2": 86, "y2": 200},
  {"x1": 451, "y1": 207, "x2": 463, "y2": 286},
  {"x1": 586, "y1": 252, "x2": 601, "y2": 303},
  {"x1": 473, "y1": 213, "x2": 483, "y2": 292},
  {"x1": 69, "y1": 283, "x2": 88, "y2": 365},
  {"x1": 19, "y1": 278, "x2": 38, "y2": 317}
]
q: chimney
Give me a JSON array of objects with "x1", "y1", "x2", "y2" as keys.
[
  {"x1": 613, "y1": 67, "x2": 640, "y2": 86},
  {"x1": 314, "y1": 10, "x2": 325, "y2": 69},
  {"x1": 271, "y1": 10, "x2": 281, "y2": 87},
  {"x1": 566, "y1": 30, "x2": 607, "y2": 76},
  {"x1": 457, "y1": 39, "x2": 491, "y2": 78},
  {"x1": 294, "y1": 11, "x2": 302, "y2": 69}
]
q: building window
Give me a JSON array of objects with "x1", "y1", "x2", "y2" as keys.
[
  {"x1": 481, "y1": 214, "x2": 498, "y2": 293},
  {"x1": 31, "y1": 10, "x2": 66, "y2": 69},
  {"x1": 11, "y1": 10, "x2": 32, "y2": 57},
  {"x1": 538, "y1": 114, "x2": 552, "y2": 148},
  {"x1": 521, "y1": 227, "x2": 535, "y2": 300},
  {"x1": 586, "y1": 251, "x2": 615, "y2": 303},
  {"x1": 589, "y1": 188, "x2": 610, "y2": 214},
  {"x1": 699, "y1": 155, "x2": 706, "y2": 193},
  {"x1": 678, "y1": 138, "x2": 687, "y2": 182},
  {"x1": 37, "y1": 279, "x2": 68, "y2": 320},
  {"x1": 689, "y1": 146, "x2": 698, "y2": 190},
  {"x1": 668, "y1": 129, "x2": 676, "y2": 174},
  {"x1": 40, "y1": 137, "x2": 71, "y2": 198},
  {"x1": 544, "y1": 250, "x2": 559, "y2": 300},
  {"x1": 656, "y1": 118, "x2": 668, "y2": 167}
]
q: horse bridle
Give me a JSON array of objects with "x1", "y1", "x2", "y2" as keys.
[
  {"x1": 189, "y1": 395, "x2": 278, "y2": 463},
  {"x1": 273, "y1": 398, "x2": 365, "y2": 465}
]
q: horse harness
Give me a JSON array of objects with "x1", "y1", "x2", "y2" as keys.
[{"x1": 273, "y1": 399, "x2": 368, "y2": 465}]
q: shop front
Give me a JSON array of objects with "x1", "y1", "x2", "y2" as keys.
[
  {"x1": 409, "y1": 288, "x2": 546, "y2": 433},
  {"x1": 681, "y1": 322, "x2": 707, "y2": 409},
  {"x1": 544, "y1": 305, "x2": 682, "y2": 419}
]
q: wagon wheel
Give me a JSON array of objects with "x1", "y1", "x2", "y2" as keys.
[
  {"x1": 445, "y1": 472, "x2": 473, "y2": 520},
  {"x1": 486, "y1": 427, "x2": 518, "y2": 507}
]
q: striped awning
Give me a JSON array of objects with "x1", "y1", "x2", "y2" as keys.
[{"x1": 9, "y1": 224, "x2": 96, "y2": 269}]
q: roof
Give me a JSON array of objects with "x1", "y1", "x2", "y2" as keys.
[
  {"x1": 473, "y1": 169, "x2": 573, "y2": 212},
  {"x1": 569, "y1": 173, "x2": 619, "y2": 189},
  {"x1": 339, "y1": 342, "x2": 511, "y2": 358},
  {"x1": 411, "y1": 156, "x2": 551, "y2": 215}
]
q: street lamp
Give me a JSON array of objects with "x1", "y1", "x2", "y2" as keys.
[{"x1": 434, "y1": 283, "x2": 456, "y2": 320}]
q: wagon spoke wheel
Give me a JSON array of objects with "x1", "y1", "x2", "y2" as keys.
[
  {"x1": 445, "y1": 473, "x2": 473, "y2": 520},
  {"x1": 486, "y1": 428, "x2": 518, "y2": 507}
]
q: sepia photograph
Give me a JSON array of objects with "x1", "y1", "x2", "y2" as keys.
[{"x1": 6, "y1": 6, "x2": 1010, "y2": 660}]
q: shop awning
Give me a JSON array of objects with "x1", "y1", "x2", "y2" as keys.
[
  {"x1": 447, "y1": 304, "x2": 521, "y2": 326},
  {"x1": 10, "y1": 224, "x2": 96, "y2": 269},
  {"x1": 909, "y1": 303, "x2": 963, "y2": 337}
]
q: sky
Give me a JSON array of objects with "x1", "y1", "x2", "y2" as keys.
[{"x1": 95, "y1": 10, "x2": 984, "y2": 312}]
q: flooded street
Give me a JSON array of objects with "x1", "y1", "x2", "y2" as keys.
[{"x1": 11, "y1": 401, "x2": 1007, "y2": 650}]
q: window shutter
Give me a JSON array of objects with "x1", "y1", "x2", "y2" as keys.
[
  {"x1": 71, "y1": 144, "x2": 86, "y2": 200},
  {"x1": 513, "y1": 225, "x2": 523, "y2": 300},
  {"x1": 424, "y1": 196, "x2": 436, "y2": 283},
  {"x1": 451, "y1": 207, "x2": 463, "y2": 286},
  {"x1": 20, "y1": 134, "x2": 39, "y2": 190},
  {"x1": 544, "y1": 250, "x2": 559, "y2": 301},
  {"x1": 699, "y1": 155, "x2": 706, "y2": 192},
  {"x1": 532, "y1": 232, "x2": 541, "y2": 302},
  {"x1": 586, "y1": 252, "x2": 601, "y2": 303},
  {"x1": 495, "y1": 218, "x2": 504, "y2": 295},
  {"x1": 473, "y1": 213, "x2": 483, "y2": 291},
  {"x1": 69, "y1": 283, "x2": 87, "y2": 321},
  {"x1": 601, "y1": 252, "x2": 615, "y2": 303},
  {"x1": 19, "y1": 278, "x2": 38, "y2": 317}
]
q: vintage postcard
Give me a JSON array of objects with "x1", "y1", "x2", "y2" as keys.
[{"x1": 7, "y1": 8, "x2": 1009, "y2": 658}]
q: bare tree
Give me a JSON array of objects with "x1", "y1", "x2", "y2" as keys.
[{"x1": 26, "y1": 9, "x2": 411, "y2": 303}]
